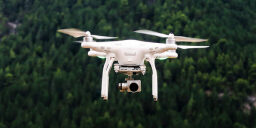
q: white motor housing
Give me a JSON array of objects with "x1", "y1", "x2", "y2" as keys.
[{"x1": 154, "y1": 35, "x2": 178, "y2": 59}]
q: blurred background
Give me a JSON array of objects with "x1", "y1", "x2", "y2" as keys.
[{"x1": 0, "y1": 0, "x2": 256, "y2": 128}]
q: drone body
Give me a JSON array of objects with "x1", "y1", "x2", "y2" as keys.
[
  {"x1": 82, "y1": 40, "x2": 177, "y2": 65},
  {"x1": 58, "y1": 28, "x2": 209, "y2": 101}
]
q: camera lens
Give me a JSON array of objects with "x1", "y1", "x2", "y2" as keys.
[{"x1": 129, "y1": 83, "x2": 139, "y2": 92}]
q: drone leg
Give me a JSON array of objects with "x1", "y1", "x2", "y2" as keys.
[
  {"x1": 148, "y1": 57, "x2": 158, "y2": 101},
  {"x1": 101, "y1": 57, "x2": 115, "y2": 100}
]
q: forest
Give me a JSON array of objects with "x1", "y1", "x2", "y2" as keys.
[{"x1": 0, "y1": 0, "x2": 256, "y2": 128}]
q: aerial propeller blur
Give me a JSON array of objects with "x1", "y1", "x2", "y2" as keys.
[
  {"x1": 135, "y1": 29, "x2": 209, "y2": 49},
  {"x1": 134, "y1": 29, "x2": 208, "y2": 42},
  {"x1": 58, "y1": 28, "x2": 117, "y2": 39}
]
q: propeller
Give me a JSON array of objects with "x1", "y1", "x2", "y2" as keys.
[
  {"x1": 58, "y1": 28, "x2": 117, "y2": 39},
  {"x1": 177, "y1": 45, "x2": 209, "y2": 49},
  {"x1": 134, "y1": 30, "x2": 208, "y2": 42}
]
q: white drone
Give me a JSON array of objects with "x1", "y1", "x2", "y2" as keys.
[{"x1": 58, "y1": 28, "x2": 209, "y2": 101}]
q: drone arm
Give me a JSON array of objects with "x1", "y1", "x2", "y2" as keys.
[
  {"x1": 88, "y1": 50, "x2": 106, "y2": 57},
  {"x1": 81, "y1": 42, "x2": 108, "y2": 52},
  {"x1": 147, "y1": 56, "x2": 158, "y2": 101},
  {"x1": 150, "y1": 44, "x2": 177, "y2": 54},
  {"x1": 101, "y1": 56, "x2": 115, "y2": 100}
]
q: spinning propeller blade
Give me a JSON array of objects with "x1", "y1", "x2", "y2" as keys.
[
  {"x1": 58, "y1": 28, "x2": 87, "y2": 38},
  {"x1": 175, "y1": 36, "x2": 208, "y2": 42},
  {"x1": 177, "y1": 45, "x2": 209, "y2": 49},
  {"x1": 58, "y1": 28, "x2": 117, "y2": 39},
  {"x1": 134, "y1": 29, "x2": 207, "y2": 42},
  {"x1": 135, "y1": 30, "x2": 169, "y2": 38},
  {"x1": 91, "y1": 35, "x2": 118, "y2": 40}
]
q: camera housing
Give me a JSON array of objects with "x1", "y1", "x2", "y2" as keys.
[{"x1": 118, "y1": 80, "x2": 141, "y2": 93}]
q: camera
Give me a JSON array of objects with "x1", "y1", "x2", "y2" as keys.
[{"x1": 118, "y1": 80, "x2": 141, "y2": 93}]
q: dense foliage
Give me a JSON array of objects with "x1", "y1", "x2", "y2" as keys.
[{"x1": 0, "y1": 0, "x2": 256, "y2": 127}]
